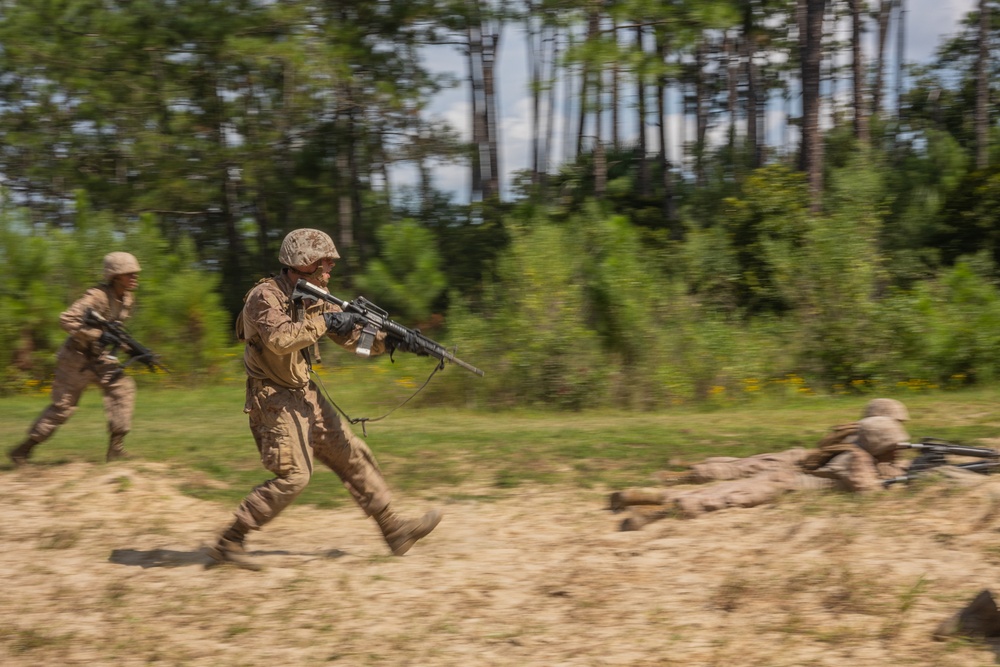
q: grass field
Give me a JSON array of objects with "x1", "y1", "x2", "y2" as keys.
[
  {"x1": 5, "y1": 374, "x2": 1000, "y2": 666},
  {"x1": 3, "y1": 365, "x2": 999, "y2": 506}
]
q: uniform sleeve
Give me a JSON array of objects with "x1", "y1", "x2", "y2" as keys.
[
  {"x1": 810, "y1": 446, "x2": 882, "y2": 493},
  {"x1": 59, "y1": 288, "x2": 108, "y2": 345},
  {"x1": 245, "y1": 285, "x2": 327, "y2": 355}
]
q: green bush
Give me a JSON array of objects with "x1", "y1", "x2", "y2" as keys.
[
  {"x1": 440, "y1": 213, "x2": 607, "y2": 409},
  {"x1": 0, "y1": 200, "x2": 236, "y2": 393},
  {"x1": 354, "y1": 219, "x2": 447, "y2": 324},
  {"x1": 880, "y1": 258, "x2": 1000, "y2": 387}
]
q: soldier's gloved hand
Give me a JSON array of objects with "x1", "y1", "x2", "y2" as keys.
[
  {"x1": 98, "y1": 331, "x2": 117, "y2": 347},
  {"x1": 393, "y1": 329, "x2": 430, "y2": 356},
  {"x1": 324, "y1": 311, "x2": 364, "y2": 336}
]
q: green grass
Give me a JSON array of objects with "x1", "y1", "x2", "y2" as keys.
[{"x1": 3, "y1": 366, "x2": 1000, "y2": 509}]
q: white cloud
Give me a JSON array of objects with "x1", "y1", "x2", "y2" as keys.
[{"x1": 906, "y1": 0, "x2": 975, "y2": 63}]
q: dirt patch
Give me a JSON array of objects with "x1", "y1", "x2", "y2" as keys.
[{"x1": 3, "y1": 462, "x2": 1000, "y2": 666}]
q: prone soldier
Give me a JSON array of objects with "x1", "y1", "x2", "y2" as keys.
[{"x1": 610, "y1": 398, "x2": 913, "y2": 529}]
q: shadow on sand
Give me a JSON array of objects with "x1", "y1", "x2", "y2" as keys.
[{"x1": 109, "y1": 547, "x2": 350, "y2": 568}]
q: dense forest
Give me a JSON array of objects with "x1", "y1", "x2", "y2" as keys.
[{"x1": 1, "y1": 0, "x2": 999, "y2": 409}]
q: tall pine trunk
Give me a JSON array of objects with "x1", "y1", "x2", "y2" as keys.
[
  {"x1": 976, "y1": 0, "x2": 990, "y2": 169},
  {"x1": 726, "y1": 30, "x2": 738, "y2": 150},
  {"x1": 850, "y1": 0, "x2": 869, "y2": 143},
  {"x1": 612, "y1": 19, "x2": 621, "y2": 150},
  {"x1": 743, "y1": 2, "x2": 760, "y2": 168},
  {"x1": 543, "y1": 27, "x2": 560, "y2": 188},
  {"x1": 483, "y1": 28, "x2": 501, "y2": 198},
  {"x1": 695, "y1": 40, "x2": 708, "y2": 186},
  {"x1": 467, "y1": 2, "x2": 500, "y2": 202},
  {"x1": 895, "y1": 0, "x2": 906, "y2": 122},
  {"x1": 658, "y1": 33, "x2": 676, "y2": 232},
  {"x1": 528, "y1": 8, "x2": 542, "y2": 185},
  {"x1": 872, "y1": 0, "x2": 894, "y2": 123},
  {"x1": 468, "y1": 17, "x2": 486, "y2": 201},
  {"x1": 636, "y1": 25, "x2": 649, "y2": 197},
  {"x1": 800, "y1": 0, "x2": 825, "y2": 211}
]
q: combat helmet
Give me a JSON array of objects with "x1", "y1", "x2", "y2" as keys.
[
  {"x1": 856, "y1": 415, "x2": 910, "y2": 457},
  {"x1": 278, "y1": 228, "x2": 340, "y2": 267},
  {"x1": 862, "y1": 397, "x2": 910, "y2": 422},
  {"x1": 103, "y1": 252, "x2": 141, "y2": 281}
]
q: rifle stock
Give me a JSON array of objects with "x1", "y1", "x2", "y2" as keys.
[{"x1": 293, "y1": 279, "x2": 485, "y2": 377}]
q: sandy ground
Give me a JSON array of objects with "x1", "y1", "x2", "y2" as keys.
[{"x1": 3, "y1": 461, "x2": 1000, "y2": 666}]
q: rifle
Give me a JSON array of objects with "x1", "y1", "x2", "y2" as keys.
[
  {"x1": 84, "y1": 309, "x2": 169, "y2": 373},
  {"x1": 882, "y1": 438, "x2": 1000, "y2": 487},
  {"x1": 292, "y1": 279, "x2": 485, "y2": 377}
]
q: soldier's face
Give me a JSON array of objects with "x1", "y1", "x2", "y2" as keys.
[
  {"x1": 114, "y1": 272, "x2": 139, "y2": 293},
  {"x1": 296, "y1": 258, "x2": 335, "y2": 287}
]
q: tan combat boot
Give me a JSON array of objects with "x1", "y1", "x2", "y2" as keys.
[
  {"x1": 205, "y1": 519, "x2": 262, "y2": 571},
  {"x1": 934, "y1": 589, "x2": 1000, "y2": 640},
  {"x1": 8, "y1": 438, "x2": 38, "y2": 467},
  {"x1": 619, "y1": 507, "x2": 673, "y2": 531},
  {"x1": 374, "y1": 506, "x2": 443, "y2": 556},
  {"x1": 106, "y1": 434, "x2": 131, "y2": 463},
  {"x1": 609, "y1": 488, "x2": 669, "y2": 512}
]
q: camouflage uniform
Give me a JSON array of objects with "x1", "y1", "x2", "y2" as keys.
[
  {"x1": 10, "y1": 253, "x2": 140, "y2": 464},
  {"x1": 208, "y1": 228, "x2": 441, "y2": 570},
  {"x1": 613, "y1": 399, "x2": 912, "y2": 526},
  {"x1": 232, "y1": 271, "x2": 393, "y2": 528}
]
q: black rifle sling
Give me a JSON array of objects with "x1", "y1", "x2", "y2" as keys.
[{"x1": 310, "y1": 362, "x2": 443, "y2": 437}]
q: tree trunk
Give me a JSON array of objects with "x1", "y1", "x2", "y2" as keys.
[
  {"x1": 636, "y1": 25, "x2": 649, "y2": 197},
  {"x1": 658, "y1": 34, "x2": 677, "y2": 236},
  {"x1": 726, "y1": 30, "x2": 738, "y2": 150},
  {"x1": 575, "y1": 61, "x2": 588, "y2": 159},
  {"x1": 743, "y1": 2, "x2": 760, "y2": 168},
  {"x1": 209, "y1": 72, "x2": 244, "y2": 316},
  {"x1": 850, "y1": 0, "x2": 869, "y2": 143},
  {"x1": 895, "y1": 0, "x2": 906, "y2": 122},
  {"x1": 528, "y1": 8, "x2": 541, "y2": 185},
  {"x1": 468, "y1": 17, "x2": 485, "y2": 201},
  {"x1": 591, "y1": 12, "x2": 605, "y2": 198},
  {"x1": 872, "y1": 0, "x2": 894, "y2": 122},
  {"x1": 800, "y1": 0, "x2": 825, "y2": 211},
  {"x1": 466, "y1": 2, "x2": 500, "y2": 202},
  {"x1": 543, "y1": 27, "x2": 559, "y2": 188},
  {"x1": 483, "y1": 27, "x2": 501, "y2": 199},
  {"x1": 976, "y1": 0, "x2": 990, "y2": 170},
  {"x1": 612, "y1": 19, "x2": 621, "y2": 150},
  {"x1": 695, "y1": 40, "x2": 708, "y2": 186}
]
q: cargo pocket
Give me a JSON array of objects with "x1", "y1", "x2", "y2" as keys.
[
  {"x1": 261, "y1": 435, "x2": 294, "y2": 477},
  {"x1": 248, "y1": 383, "x2": 293, "y2": 476}
]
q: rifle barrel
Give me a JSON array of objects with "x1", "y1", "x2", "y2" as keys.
[
  {"x1": 294, "y1": 280, "x2": 484, "y2": 377},
  {"x1": 899, "y1": 441, "x2": 1000, "y2": 458}
]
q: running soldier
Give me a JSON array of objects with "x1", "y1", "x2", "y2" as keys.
[
  {"x1": 206, "y1": 228, "x2": 442, "y2": 570},
  {"x1": 8, "y1": 252, "x2": 142, "y2": 465}
]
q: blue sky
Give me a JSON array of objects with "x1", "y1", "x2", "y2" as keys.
[{"x1": 397, "y1": 0, "x2": 977, "y2": 201}]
